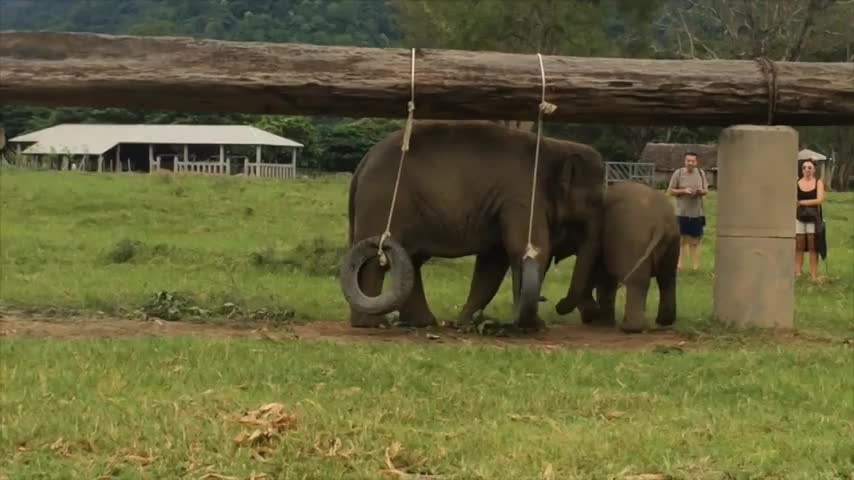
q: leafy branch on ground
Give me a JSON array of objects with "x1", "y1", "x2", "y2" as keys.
[{"x1": 139, "y1": 291, "x2": 295, "y2": 323}]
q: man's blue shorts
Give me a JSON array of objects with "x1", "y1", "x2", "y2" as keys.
[{"x1": 677, "y1": 216, "x2": 705, "y2": 238}]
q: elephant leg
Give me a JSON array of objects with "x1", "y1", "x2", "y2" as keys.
[
  {"x1": 594, "y1": 274, "x2": 618, "y2": 327},
  {"x1": 398, "y1": 257, "x2": 438, "y2": 328},
  {"x1": 655, "y1": 239, "x2": 680, "y2": 328},
  {"x1": 655, "y1": 274, "x2": 677, "y2": 328},
  {"x1": 577, "y1": 267, "x2": 601, "y2": 325},
  {"x1": 349, "y1": 255, "x2": 388, "y2": 328},
  {"x1": 458, "y1": 250, "x2": 509, "y2": 325},
  {"x1": 621, "y1": 275, "x2": 651, "y2": 334}
]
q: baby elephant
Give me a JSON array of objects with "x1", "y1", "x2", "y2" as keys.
[{"x1": 554, "y1": 181, "x2": 681, "y2": 333}]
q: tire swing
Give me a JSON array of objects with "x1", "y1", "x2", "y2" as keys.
[
  {"x1": 515, "y1": 53, "x2": 557, "y2": 323},
  {"x1": 339, "y1": 49, "x2": 418, "y2": 316}
]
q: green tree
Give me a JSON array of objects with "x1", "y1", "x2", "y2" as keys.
[
  {"x1": 317, "y1": 118, "x2": 403, "y2": 172},
  {"x1": 390, "y1": 0, "x2": 673, "y2": 162},
  {"x1": 255, "y1": 116, "x2": 324, "y2": 169},
  {"x1": 655, "y1": 0, "x2": 854, "y2": 189}
]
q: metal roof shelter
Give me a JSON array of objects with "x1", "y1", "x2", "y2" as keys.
[
  {"x1": 9, "y1": 123, "x2": 304, "y2": 178},
  {"x1": 797, "y1": 148, "x2": 827, "y2": 161}
]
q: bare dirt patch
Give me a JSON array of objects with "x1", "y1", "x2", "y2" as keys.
[
  {"x1": 0, "y1": 309, "x2": 829, "y2": 351},
  {"x1": 0, "y1": 311, "x2": 690, "y2": 351}
]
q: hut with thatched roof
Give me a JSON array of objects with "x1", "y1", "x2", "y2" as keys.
[{"x1": 640, "y1": 143, "x2": 718, "y2": 188}]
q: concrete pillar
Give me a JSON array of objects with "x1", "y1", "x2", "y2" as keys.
[{"x1": 714, "y1": 125, "x2": 798, "y2": 330}]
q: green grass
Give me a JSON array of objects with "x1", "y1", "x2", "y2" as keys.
[
  {"x1": 2, "y1": 338, "x2": 852, "y2": 479},
  {"x1": 1, "y1": 168, "x2": 852, "y2": 336}
]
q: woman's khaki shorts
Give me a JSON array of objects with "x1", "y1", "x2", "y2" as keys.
[{"x1": 795, "y1": 219, "x2": 815, "y2": 234}]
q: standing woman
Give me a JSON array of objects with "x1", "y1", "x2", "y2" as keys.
[{"x1": 795, "y1": 158, "x2": 825, "y2": 281}]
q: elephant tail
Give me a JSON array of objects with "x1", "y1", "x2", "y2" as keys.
[{"x1": 620, "y1": 224, "x2": 665, "y2": 285}]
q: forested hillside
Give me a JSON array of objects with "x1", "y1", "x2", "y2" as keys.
[{"x1": 1, "y1": 0, "x2": 852, "y2": 184}]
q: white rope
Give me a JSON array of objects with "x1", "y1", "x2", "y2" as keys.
[
  {"x1": 377, "y1": 48, "x2": 416, "y2": 267},
  {"x1": 524, "y1": 53, "x2": 557, "y2": 260}
]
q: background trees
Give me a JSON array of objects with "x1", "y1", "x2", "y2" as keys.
[{"x1": 1, "y1": 0, "x2": 850, "y2": 184}]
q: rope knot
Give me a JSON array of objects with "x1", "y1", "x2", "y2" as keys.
[
  {"x1": 539, "y1": 101, "x2": 557, "y2": 115},
  {"x1": 377, "y1": 230, "x2": 391, "y2": 267},
  {"x1": 523, "y1": 244, "x2": 540, "y2": 260}
]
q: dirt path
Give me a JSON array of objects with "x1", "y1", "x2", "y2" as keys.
[
  {"x1": 0, "y1": 310, "x2": 826, "y2": 351},
  {"x1": 0, "y1": 310, "x2": 702, "y2": 351}
]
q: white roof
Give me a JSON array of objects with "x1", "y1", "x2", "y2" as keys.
[
  {"x1": 11, "y1": 124, "x2": 303, "y2": 155},
  {"x1": 798, "y1": 148, "x2": 827, "y2": 161}
]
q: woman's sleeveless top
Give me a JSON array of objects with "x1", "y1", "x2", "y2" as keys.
[{"x1": 797, "y1": 181, "x2": 817, "y2": 201}]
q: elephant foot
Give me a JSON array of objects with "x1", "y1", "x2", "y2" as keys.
[
  {"x1": 655, "y1": 315, "x2": 676, "y2": 328},
  {"x1": 619, "y1": 322, "x2": 645, "y2": 334},
  {"x1": 398, "y1": 311, "x2": 438, "y2": 328},
  {"x1": 578, "y1": 297, "x2": 602, "y2": 325},
  {"x1": 455, "y1": 307, "x2": 483, "y2": 327},
  {"x1": 555, "y1": 296, "x2": 577, "y2": 316},
  {"x1": 349, "y1": 311, "x2": 390, "y2": 328},
  {"x1": 586, "y1": 310, "x2": 617, "y2": 328},
  {"x1": 620, "y1": 314, "x2": 647, "y2": 334},
  {"x1": 517, "y1": 314, "x2": 547, "y2": 333}
]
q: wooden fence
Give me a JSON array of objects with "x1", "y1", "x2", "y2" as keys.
[
  {"x1": 244, "y1": 163, "x2": 296, "y2": 179},
  {"x1": 175, "y1": 161, "x2": 229, "y2": 175}
]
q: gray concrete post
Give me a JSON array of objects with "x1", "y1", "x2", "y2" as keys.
[{"x1": 714, "y1": 125, "x2": 797, "y2": 330}]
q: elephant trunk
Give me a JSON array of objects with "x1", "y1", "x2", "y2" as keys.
[{"x1": 555, "y1": 215, "x2": 602, "y2": 315}]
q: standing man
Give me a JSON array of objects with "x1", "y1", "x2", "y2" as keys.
[{"x1": 667, "y1": 151, "x2": 708, "y2": 272}]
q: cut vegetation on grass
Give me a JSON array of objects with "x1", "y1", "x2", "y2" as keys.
[{"x1": 1, "y1": 168, "x2": 852, "y2": 479}]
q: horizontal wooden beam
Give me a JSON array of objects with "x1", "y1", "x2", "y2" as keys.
[{"x1": 1, "y1": 31, "x2": 853, "y2": 126}]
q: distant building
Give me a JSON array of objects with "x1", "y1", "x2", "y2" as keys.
[
  {"x1": 8, "y1": 123, "x2": 303, "y2": 179},
  {"x1": 639, "y1": 143, "x2": 718, "y2": 188}
]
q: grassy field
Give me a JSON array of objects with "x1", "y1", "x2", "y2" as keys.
[
  {"x1": 1, "y1": 168, "x2": 853, "y2": 479},
  {"x1": 3, "y1": 338, "x2": 852, "y2": 479}
]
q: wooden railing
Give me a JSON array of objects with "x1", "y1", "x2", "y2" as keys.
[
  {"x1": 175, "y1": 161, "x2": 229, "y2": 175},
  {"x1": 245, "y1": 163, "x2": 295, "y2": 179}
]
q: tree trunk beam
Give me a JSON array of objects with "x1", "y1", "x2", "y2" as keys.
[{"x1": 1, "y1": 31, "x2": 853, "y2": 126}]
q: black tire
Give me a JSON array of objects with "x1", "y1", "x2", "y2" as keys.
[
  {"x1": 514, "y1": 256, "x2": 542, "y2": 324},
  {"x1": 339, "y1": 235, "x2": 414, "y2": 315}
]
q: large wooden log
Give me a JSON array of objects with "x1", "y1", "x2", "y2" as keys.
[{"x1": 1, "y1": 31, "x2": 853, "y2": 126}]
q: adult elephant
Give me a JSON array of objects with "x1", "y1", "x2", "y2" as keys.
[
  {"x1": 340, "y1": 120, "x2": 606, "y2": 331},
  {"x1": 553, "y1": 181, "x2": 681, "y2": 333}
]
